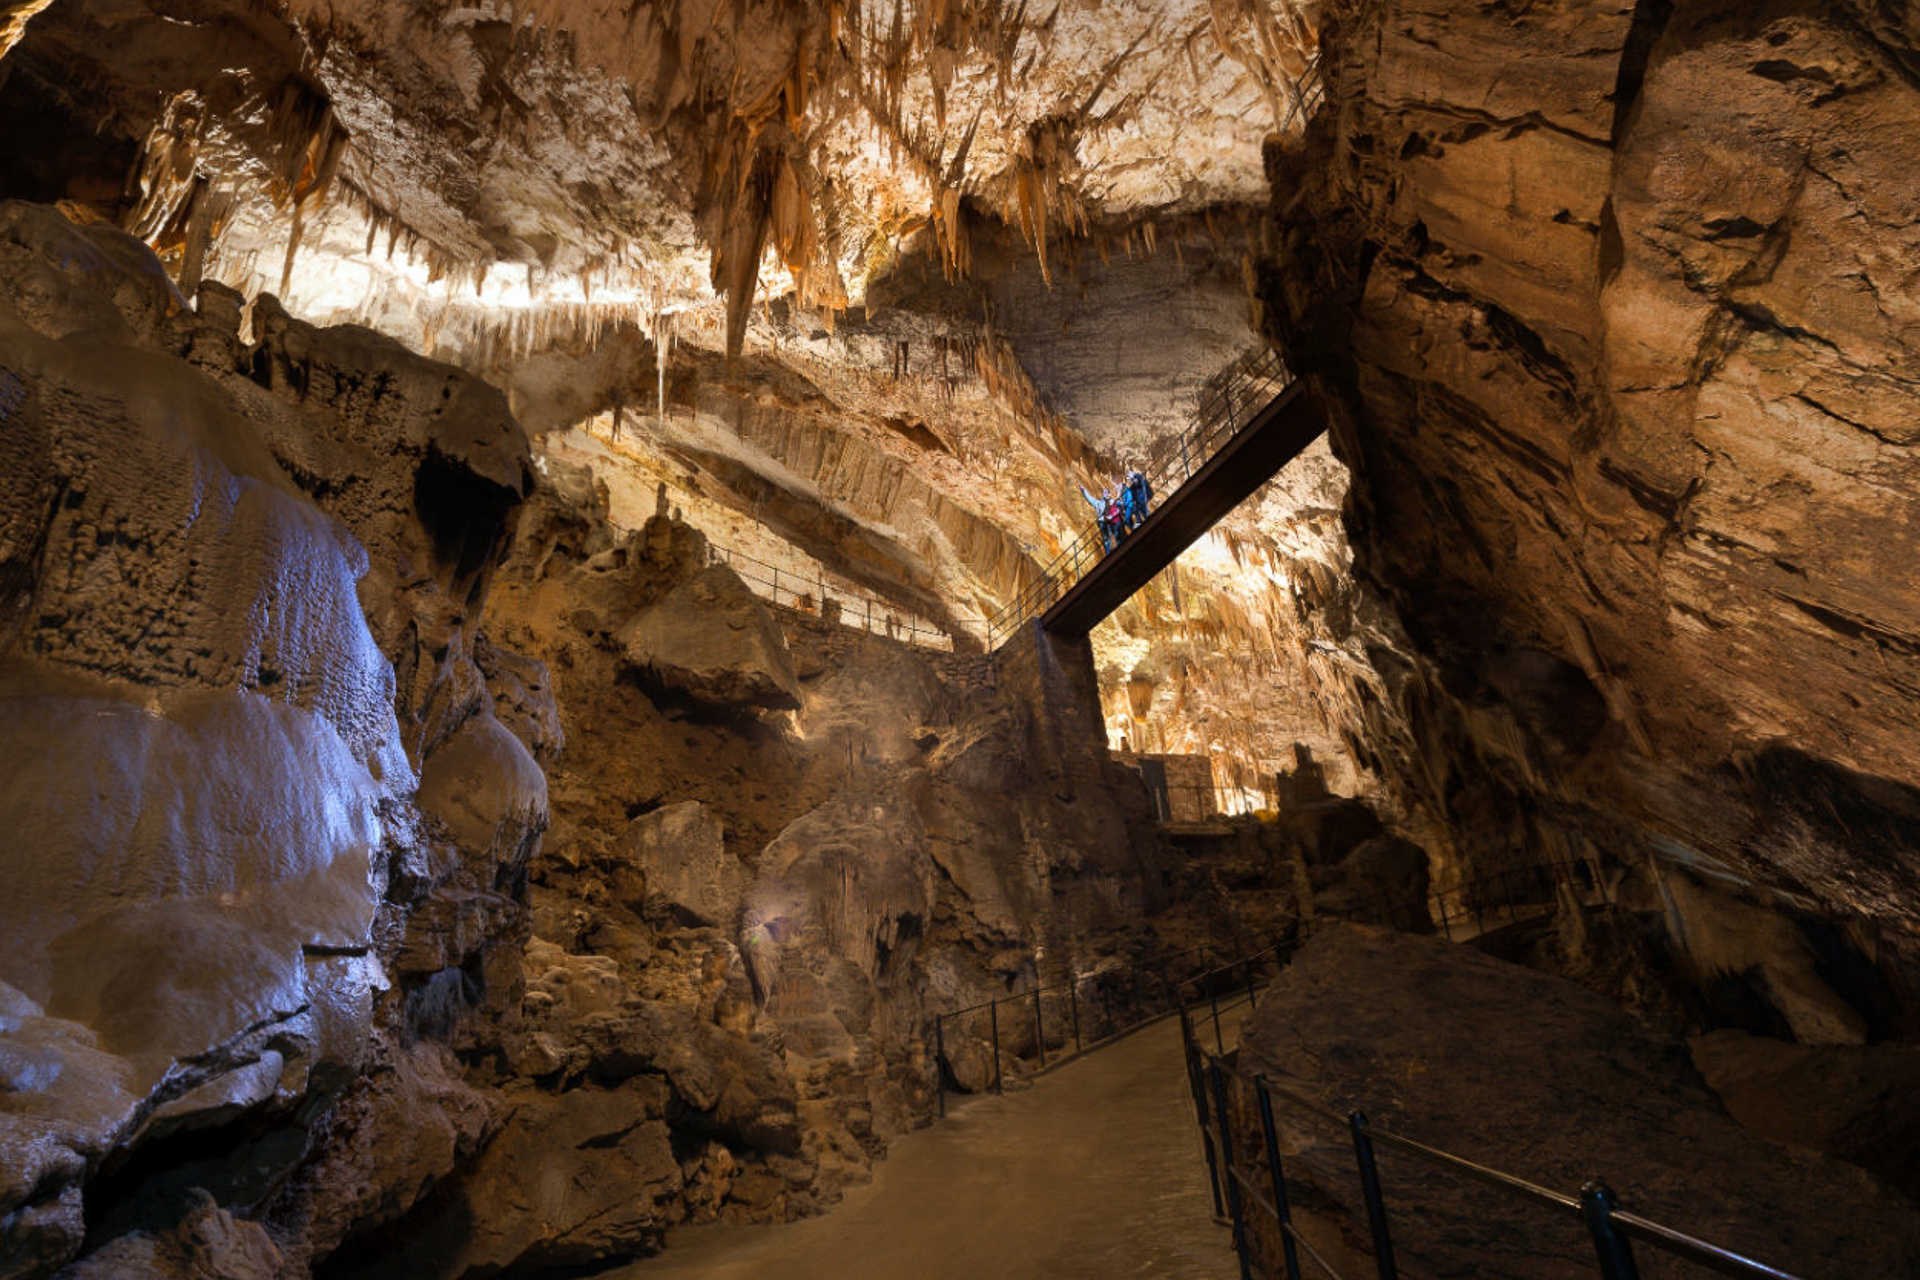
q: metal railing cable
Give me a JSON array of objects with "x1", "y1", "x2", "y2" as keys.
[
  {"x1": 928, "y1": 933, "x2": 1231, "y2": 1115},
  {"x1": 930, "y1": 858, "x2": 1612, "y2": 1114},
  {"x1": 984, "y1": 346, "x2": 1297, "y2": 649},
  {"x1": 704, "y1": 540, "x2": 956, "y2": 650},
  {"x1": 1174, "y1": 928, "x2": 1813, "y2": 1280}
]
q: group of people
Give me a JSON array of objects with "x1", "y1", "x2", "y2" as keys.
[{"x1": 1079, "y1": 470, "x2": 1153, "y2": 554}]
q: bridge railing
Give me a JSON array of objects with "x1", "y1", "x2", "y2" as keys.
[
  {"x1": 706, "y1": 541, "x2": 956, "y2": 650},
  {"x1": 1174, "y1": 907, "x2": 1813, "y2": 1280},
  {"x1": 984, "y1": 346, "x2": 1297, "y2": 650}
]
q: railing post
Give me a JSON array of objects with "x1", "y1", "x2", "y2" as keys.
[
  {"x1": 1256, "y1": 1078, "x2": 1304, "y2": 1280},
  {"x1": 1031, "y1": 986, "x2": 1046, "y2": 1068},
  {"x1": 934, "y1": 1014, "x2": 946, "y2": 1117},
  {"x1": 989, "y1": 999, "x2": 1003, "y2": 1094},
  {"x1": 1348, "y1": 1110, "x2": 1399, "y2": 1280},
  {"x1": 1209, "y1": 1063, "x2": 1255, "y2": 1280},
  {"x1": 1183, "y1": 1019, "x2": 1228, "y2": 1221},
  {"x1": 1580, "y1": 1182, "x2": 1642, "y2": 1280},
  {"x1": 1069, "y1": 979, "x2": 1082, "y2": 1053},
  {"x1": 1209, "y1": 983, "x2": 1224, "y2": 1054}
]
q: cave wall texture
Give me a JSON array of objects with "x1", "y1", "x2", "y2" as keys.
[
  {"x1": 0, "y1": 200, "x2": 1213, "y2": 1278},
  {"x1": 0, "y1": 0, "x2": 1349, "y2": 806},
  {"x1": 1255, "y1": 0, "x2": 1920, "y2": 1002}
]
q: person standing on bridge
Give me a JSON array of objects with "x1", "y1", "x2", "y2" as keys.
[
  {"x1": 1127, "y1": 469, "x2": 1152, "y2": 528},
  {"x1": 1080, "y1": 483, "x2": 1117, "y2": 553},
  {"x1": 1117, "y1": 478, "x2": 1137, "y2": 532}
]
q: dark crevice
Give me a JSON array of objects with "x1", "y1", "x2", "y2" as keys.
[{"x1": 1610, "y1": 0, "x2": 1675, "y2": 146}]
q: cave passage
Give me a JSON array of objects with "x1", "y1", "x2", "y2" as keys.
[{"x1": 615, "y1": 1017, "x2": 1235, "y2": 1280}]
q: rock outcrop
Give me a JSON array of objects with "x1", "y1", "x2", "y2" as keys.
[
  {"x1": 1254, "y1": 0, "x2": 1920, "y2": 1008},
  {"x1": 621, "y1": 565, "x2": 802, "y2": 711},
  {"x1": 0, "y1": 197, "x2": 1227, "y2": 1277},
  {"x1": 1239, "y1": 926, "x2": 1920, "y2": 1279},
  {"x1": 0, "y1": 197, "x2": 535, "y2": 1276}
]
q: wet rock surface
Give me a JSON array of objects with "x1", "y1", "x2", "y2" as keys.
[
  {"x1": 0, "y1": 197, "x2": 499, "y2": 1277},
  {"x1": 1240, "y1": 925, "x2": 1920, "y2": 1279}
]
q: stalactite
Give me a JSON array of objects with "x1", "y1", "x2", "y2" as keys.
[
  {"x1": 654, "y1": 307, "x2": 674, "y2": 422},
  {"x1": 177, "y1": 176, "x2": 215, "y2": 296}
]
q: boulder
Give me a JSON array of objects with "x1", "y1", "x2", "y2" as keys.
[
  {"x1": 56, "y1": 1193, "x2": 282, "y2": 1280},
  {"x1": 1690, "y1": 1029, "x2": 1920, "y2": 1204},
  {"x1": 327, "y1": 1082, "x2": 682, "y2": 1278},
  {"x1": 286, "y1": 1043, "x2": 497, "y2": 1262},
  {"x1": 1240, "y1": 926, "x2": 1920, "y2": 1279},
  {"x1": 628, "y1": 801, "x2": 742, "y2": 928},
  {"x1": 1311, "y1": 833, "x2": 1432, "y2": 931},
  {"x1": 417, "y1": 707, "x2": 549, "y2": 868},
  {"x1": 1276, "y1": 798, "x2": 1383, "y2": 865},
  {"x1": 620, "y1": 564, "x2": 799, "y2": 711}
]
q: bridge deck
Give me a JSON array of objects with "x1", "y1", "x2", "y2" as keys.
[{"x1": 1040, "y1": 381, "x2": 1328, "y2": 637}]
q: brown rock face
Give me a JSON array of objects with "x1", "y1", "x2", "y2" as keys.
[
  {"x1": 621, "y1": 563, "x2": 803, "y2": 711},
  {"x1": 1257, "y1": 0, "x2": 1920, "y2": 982},
  {"x1": 0, "y1": 197, "x2": 551, "y2": 1277},
  {"x1": 1240, "y1": 926, "x2": 1920, "y2": 1278},
  {"x1": 0, "y1": 199, "x2": 1231, "y2": 1278}
]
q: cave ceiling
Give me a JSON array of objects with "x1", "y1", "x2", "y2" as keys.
[
  {"x1": 1, "y1": 0, "x2": 1345, "y2": 798},
  {"x1": 0, "y1": 0, "x2": 1318, "y2": 359}
]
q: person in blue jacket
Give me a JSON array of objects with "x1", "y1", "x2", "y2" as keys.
[{"x1": 1127, "y1": 470, "x2": 1152, "y2": 527}]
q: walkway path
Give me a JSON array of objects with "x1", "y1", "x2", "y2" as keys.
[{"x1": 618, "y1": 1015, "x2": 1237, "y2": 1280}]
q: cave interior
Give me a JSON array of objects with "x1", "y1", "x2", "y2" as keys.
[{"x1": 1, "y1": 0, "x2": 1918, "y2": 1277}]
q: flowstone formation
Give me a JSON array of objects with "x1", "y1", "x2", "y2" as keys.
[
  {"x1": 1252, "y1": 0, "x2": 1920, "y2": 1015},
  {"x1": 0, "y1": 198, "x2": 537, "y2": 1280},
  {"x1": 0, "y1": 201, "x2": 1214, "y2": 1278}
]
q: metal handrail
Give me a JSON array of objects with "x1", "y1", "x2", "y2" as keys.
[
  {"x1": 932, "y1": 858, "x2": 1612, "y2": 1115},
  {"x1": 705, "y1": 540, "x2": 956, "y2": 650},
  {"x1": 1177, "y1": 926, "x2": 1814, "y2": 1280},
  {"x1": 928, "y1": 932, "x2": 1264, "y2": 1113},
  {"x1": 984, "y1": 346, "x2": 1297, "y2": 650}
]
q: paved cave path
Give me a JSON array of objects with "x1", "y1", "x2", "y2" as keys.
[{"x1": 621, "y1": 1014, "x2": 1237, "y2": 1280}]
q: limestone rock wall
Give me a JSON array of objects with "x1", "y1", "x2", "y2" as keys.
[
  {"x1": 0, "y1": 197, "x2": 547, "y2": 1276},
  {"x1": 0, "y1": 200, "x2": 1221, "y2": 1278},
  {"x1": 1256, "y1": 0, "x2": 1920, "y2": 1004}
]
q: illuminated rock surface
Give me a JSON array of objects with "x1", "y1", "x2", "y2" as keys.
[
  {"x1": 1254, "y1": 0, "x2": 1920, "y2": 962},
  {"x1": 0, "y1": 200, "x2": 1214, "y2": 1277}
]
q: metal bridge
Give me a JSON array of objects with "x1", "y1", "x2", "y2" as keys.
[{"x1": 986, "y1": 348, "x2": 1329, "y2": 650}]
